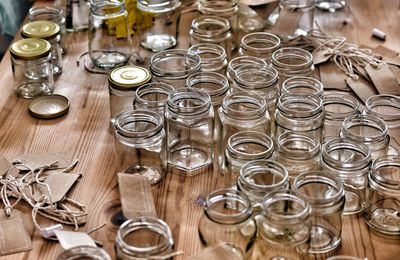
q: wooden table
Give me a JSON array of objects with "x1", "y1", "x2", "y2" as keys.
[{"x1": 0, "y1": 0, "x2": 399, "y2": 259}]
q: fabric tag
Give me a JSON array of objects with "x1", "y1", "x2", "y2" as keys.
[
  {"x1": 0, "y1": 155, "x2": 18, "y2": 177},
  {"x1": 346, "y1": 77, "x2": 378, "y2": 104},
  {"x1": 320, "y1": 62, "x2": 350, "y2": 91},
  {"x1": 312, "y1": 49, "x2": 331, "y2": 65},
  {"x1": 0, "y1": 210, "x2": 32, "y2": 256},
  {"x1": 372, "y1": 45, "x2": 398, "y2": 59},
  {"x1": 353, "y1": 65, "x2": 371, "y2": 82},
  {"x1": 365, "y1": 63, "x2": 400, "y2": 95},
  {"x1": 118, "y1": 173, "x2": 157, "y2": 219},
  {"x1": 188, "y1": 244, "x2": 242, "y2": 260},
  {"x1": 386, "y1": 55, "x2": 400, "y2": 67},
  {"x1": 55, "y1": 230, "x2": 97, "y2": 250},
  {"x1": 32, "y1": 173, "x2": 81, "y2": 203},
  {"x1": 13, "y1": 154, "x2": 74, "y2": 171},
  {"x1": 272, "y1": 8, "x2": 302, "y2": 37}
]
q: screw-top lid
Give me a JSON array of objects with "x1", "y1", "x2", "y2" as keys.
[
  {"x1": 22, "y1": 21, "x2": 60, "y2": 40},
  {"x1": 28, "y1": 94, "x2": 70, "y2": 119},
  {"x1": 109, "y1": 66, "x2": 151, "y2": 91},
  {"x1": 10, "y1": 38, "x2": 51, "y2": 60}
]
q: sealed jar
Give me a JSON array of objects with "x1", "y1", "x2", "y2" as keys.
[
  {"x1": 58, "y1": 246, "x2": 111, "y2": 260},
  {"x1": 114, "y1": 110, "x2": 166, "y2": 184},
  {"x1": 165, "y1": 88, "x2": 214, "y2": 174},
  {"x1": 226, "y1": 55, "x2": 267, "y2": 84},
  {"x1": 238, "y1": 32, "x2": 281, "y2": 63},
  {"x1": 364, "y1": 155, "x2": 400, "y2": 236},
  {"x1": 10, "y1": 38, "x2": 54, "y2": 98},
  {"x1": 198, "y1": 188, "x2": 257, "y2": 258},
  {"x1": 188, "y1": 43, "x2": 228, "y2": 74},
  {"x1": 136, "y1": 0, "x2": 181, "y2": 52},
  {"x1": 321, "y1": 138, "x2": 371, "y2": 215},
  {"x1": 134, "y1": 82, "x2": 174, "y2": 116},
  {"x1": 89, "y1": 0, "x2": 132, "y2": 69},
  {"x1": 116, "y1": 217, "x2": 174, "y2": 259},
  {"x1": 281, "y1": 76, "x2": 324, "y2": 97},
  {"x1": 109, "y1": 66, "x2": 151, "y2": 124}
]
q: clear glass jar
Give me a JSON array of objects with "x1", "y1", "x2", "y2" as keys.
[
  {"x1": 188, "y1": 43, "x2": 228, "y2": 74},
  {"x1": 115, "y1": 217, "x2": 174, "y2": 259},
  {"x1": 134, "y1": 82, "x2": 174, "y2": 116},
  {"x1": 10, "y1": 38, "x2": 54, "y2": 98},
  {"x1": 150, "y1": 49, "x2": 201, "y2": 89},
  {"x1": 238, "y1": 32, "x2": 281, "y2": 63},
  {"x1": 226, "y1": 55, "x2": 267, "y2": 85},
  {"x1": 89, "y1": 0, "x2": 132, "y2": 69},
  {"x1": 321, "y1": 138, "x2": 371, "y2": 215},
  {"x1": 275, "y1": 93, "x2": 325, "y2": 142},
  {"x1": 340, "y1": 114, "x2": 390, "y2": 161},
  {"x1": 109, "y1": 66, "x2": 151, "y2": 124},
  {"x1": 190, "y1": 16, "x2": 232, "y2": 58},
  {"x1": 255, "y1": 191, "x2": 311, "y2": 260},
  {"x1": 323, "y1": 93, "x2": 361, "y2": 144},
  {"x1": 293, "y1": 171, "x2": 345, "y2": 254},
  {"x1": 54, "y1": 0, "x2": 90, "y2": 32},
  {"x1": 198, "y1": 188, "x2": 257, "y2": 258},
  {"x1": 364, "y1": 155, "x2": 400, "y2": 236},
  {"x1": 165, "y1": 88, "x2": 214, "y2": 174},
  {"x1": 136, "y1": 0, "x2": 181, "y2": 52},
  {"x1": 315, "y1": 0, "x2": 346, "y2": 12},
  {"x1": 281, "y1": 76, "x2": 324, "y2": 97},
  {"x1": 114, "y1": 110, "x2": 166, "y2": 184},
  {"x1": 224, "y1": 131, "x2": 274, "y2": 187},
  {"x1": 58, "y1": 246, "x2": 111, "y2": 260}
]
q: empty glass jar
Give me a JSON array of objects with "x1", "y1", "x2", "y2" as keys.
[
  {"x1": 134, "y1": 82, "x2": 174, "y2": 116},
  {"x1": 188, "y1": 43, "x2": 228, "y2": 74},
  {"x1": 226, "y1": 56, "x2": 267, "y2": 84},
  {"x1": 281, "y1": 76, "x2": 324, "y2": 97},
  {"x1": 238, "y1": 32, "x2": 281, "y2": 63},
  {"x1": 58, "y1": 246, "x2": 111, "y2": 260}
]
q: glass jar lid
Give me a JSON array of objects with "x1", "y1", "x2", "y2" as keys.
[
  {"x1": 22, "y1": 21, "x2": 60, "y2": 40},
  {"x1": 109, "y1": 66, "x2": 151, "y2": 91},
  {"x1": 10, "y1": 38, "x2": 51, "y2": 60}
]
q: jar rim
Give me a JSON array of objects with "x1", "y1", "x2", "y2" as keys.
[
  {"x1": 323, "y1": 93, "x2": 360, "y2": 120},
  {"x1": 134, "y1": 82, "x2": 174, "y2": 109},
  {"x1": 341, "y1": 114, "x2": 389, "y2": 143},
  {"x1": 58, "y1": 245, "x2": 111, "y2": 260},
  {"x1": 234, "y1": 64, "x2": 279, "y2": 90},
  {"x1": 191, "y1": 16, "x2": 230, "y2": 37},
  {"x1": 221, "y1": 91, "x2": 267, "y2": 119},
  {"x1": 365, "y1": 94, "x2": 400, "y2": 122},
  {"x1": 186, "y1": 72, "x2": 229, "y2": 101},
  {"x1": 226, "y1": 131, "x2": 274, "y2": 160},
  {"x1": 114, "y1": 110, "x2": 163, "y2": 139},
  {"x1": 276, "y1": 132, "x2": 321, "y2": 159},
  {"x1": 272, "y1": 47, "x2": 313, "y2": 69},
  {"x1": 281, "y1": 76, "x2": 324, "y2": 97},
  {"x1": 370, "y1": 155, "x2": 400, "y2": 187},
  {"x1": 277, "y1": 93, "x2": 324, "y2": 118},
  {"x1": 167, "y1": 88, "x2": 212, "y2": 116},
  {"x1": 188, "y1": 43, "x2": 227, "y2": 64},
  {"x1": 240, "y1": 32, "x2": 281, "y2": 54},
  {"x1": 90, "y1": 0, "x2": 126, "y2": 16}
]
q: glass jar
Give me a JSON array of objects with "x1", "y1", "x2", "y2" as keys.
[
  {"x1": 58, "y1": 246, "x2": 111, "y2": 260},
  {"x1": 188, "y1": 43, "x2": 228, "y2": 74},
  {"x1": 321, "y1": 138, "x2": 371, "y2": 215},
  {"x1": 281, "y1": 76, "x2": 324, "y2": 97},
  {"x1": 198, "y1": 188, "x2": 257, "y2": 258},
  {"x1": 275, "y1": 93, "x2": 325, "y2": 142},
  {"x1": 238, "y1": 32, "x2": 281, "y2": 63},
  {"x1": 150, "y1": 49, "x2": 201, "y2": 89},
  {"x1": 54, "y1": 0, "x2": 90, "y2": 32},
  {"x1": 323, "y1": 93, "x2": 361, "y2": 144},
  {"x1": 165, "y1": 88, "x2": 214, "y2": 174},
  {"x1": 21, "y1": 21, "x2": 63, "y2": 76},
  {"x1": 109, "y1": 66, "x2": 151, "y2": 124},
  {"x1": 136, "y1": 0, "x2": 181, "y2": 52},
  {"x1": 10, "y1": 38, "x2": 54, "y2": 98},
  {"x1": 315, "y1": 0, "x2": 346, "y2": 12},
  {"x1": 115, "y1": 217, "x2": 174, "y2": 259},
  {"x1": 224, "y1": 131, "x2": 274, "y2": 187},
  {"x1": 190, "y1": 16, "x2": 232, "y2": 58},
  {"x1": 226, "y1": 55, "x2": 267, "y2": 85},
  {"x1": 340, "y1": 114, "x2": 390, "y2": 161},
  {"x1": 364, "y1": 155, "x2": 400, "y2": 236},
  {"x1": 89, "y1": 0, "x2": 132, "y2": 69},
  {"x1": 292, "y1": 171, "x2": 345, "y2": 254},
  {"x1": 271, "y1": 47, "x2": 314, "y2": 87},
  {"x1": 114, "y1": 110, "x2": 166, "y2": 184},
  {"x1": 134, "y1": 82, "x2": 174, "y2": 116}
]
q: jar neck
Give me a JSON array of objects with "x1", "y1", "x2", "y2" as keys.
[
  {"x1": 323, "y1": 93, "x2": 360, "y2": 121},
  {"x1": 221, "y1": 92, "x2": 267, "y2": 120},
  {"x1": 281, "y1": 76, "x2": 324, "y2": 97},
  {"x1": 370, "y1": 155, "x2": 400, "y2": 191},
  {"x1": 167, "y1": 88, "x2": 212, "y2": 116},
  {"x1": 198, "y1": 0, "x2": 239, "y2": 13},
  {"x1": 277, "y1": 93, "x2": 324, "y2": 119},
  {"x1": 58, "y1": 246, "x2": 111, "y2": 260},
  {"x1": 90, "y1": 0, "x2": 126, "y2": 16},
  {"x1": 188, "y1": 43, "x2": 227, "y2": 72},
  {"x1": 280, "y1": 0, "x2": 314, "y2": 8},
  {"x1": 191, "y1": 16, "x2": 230, "y2": 39},
  {"x1": 137, "y1": 0, "x2": 181, "y2": 12},
  {"x1": 227, "y1": 56, "x2": 267, "y2": 82},
  {"x1": 240, "y1": 32, "x2": 281, "y2": 56},
  {"x1": 276, "y1": 132, "x2": 321, "y2": 160},
  {"x1": 272, "y1": 47, "x2": 314, "y2": 76},
  {"x1": 365, "y1": 94, "x2": 400, "y2": 125},
  {"x1": 234, "y1": 64, "x2": 279, "y2": 92},
  {"x1": 134, "y1": 82, "x2": 174, "y2": 110},
  {"x1": 29, "y1": 6, "x2": 64, "y2": 23}
]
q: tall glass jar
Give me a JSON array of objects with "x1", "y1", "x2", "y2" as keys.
[
  {"x1": 58, "y1": 246, "x2": 111, "y2": 260},
  {"x1": 226, "y1": 55, "x2": 267, "y2": 85},
  {"x1": 89, "y1": 0, "x2": 132, "y2": 69},
  {"x1": 364, "y1": 155, "x2": 400, "y2": 236},
  {"x1": 165, "y1": 88, "x2": 214, "y2": 174},
  {"x1": 238, "y1": 32, "x2": 281, "y2": 63},
  {"x1": 198, "y1": 188, "x2": 257, "y2": 258},
  {"x1": 114, "y1": 110, "x2": 166, "y2": 184},
  {"x1": 115, "y1": 217, "x2": 174, "y2": 259},
  {"x1": 188, "y1": 43, "x2": 228, "y2": 74},
  {"x1": 134, "y1": 82, "x2": 174, "y2": 116},
  {"x1": 281, "y1": 76, "x2": 324, "y2": 97}
]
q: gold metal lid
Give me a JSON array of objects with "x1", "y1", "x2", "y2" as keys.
[
  {"x1": 109, "y1": 66, "x2": 151, "y2": 91},
  {"x1": 22, "y1": 21, "x2": 60, "y2": 40},
  {"x1": 28, "y1": 95, "x2": 70, "y2": 119},
  {"x1": 10, "y1": 38, "x2": 51, "y2": 60}
]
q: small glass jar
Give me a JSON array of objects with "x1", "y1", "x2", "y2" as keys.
[
  {"x1": 281, "y1": 76, "x2": 324, "y2": 97},
  {"x1": 271, "y1": 47, "x2": 314, "y2": 87},
  {"x1": 340, "y1": 114, "x2": 390, "y2": 161},
  {"x1": 134, "y1": 82, "x2": 174, "y2": 116},
  {"x1": 323, "y1": 93, "x2": 361, "y2": 144},
  {"x1": 198, "y1": 188, "x2": 257, "y2": 258},
  {"x1": 114, "y1": 110, "x2": 166, "y2": 184},
  {"x1": 109, "y1": 66, "x2": 151, "y2": 124},
  {"x1": 116, "y1": 217, "x2": 174, "y2": 259},
  {"x1": 188, "y1": 43, "x2": 228, "y2": 74},
  {"x1": 10, "y1": 38, "x2": 54, "y2": 98},
  {"x1": 150, "y1": 49, "x2": 201, "y2": 90},
  {"x1": 58, "y1": 246, "x2": 111, "y2": 260},
  {"x1": 293, "y1": 171, "x2": 345, "y2": 254},
  {"x1": 238, "y1": 32, "x2": 281, "y2": 63},
  {"x1": 21, "y1": 21, "x2": 63, "y2": 76},
  {"x1": 364, "y1": 155, "x2": 400, "y2": 236},
  {"x1": 190, "y1": 16, "x2": 232, "y2": 58},
  {"x1": 321, "y1": 138, "x2": 371, "y2": 215},
  {"x1": 136, "y1": 0, "x2": 181, "y2": 52},
  {"x1": 89, "y1": 0, "x2": 132, "y2": 69},
  {"x1": 226, "y1": 55, "x2": 267, "y2": 85},
  {"x1": 165, "y1": 88, "x2": 214, "y2": 174}
]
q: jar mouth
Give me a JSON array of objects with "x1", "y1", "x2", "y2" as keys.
[
  {"x1": 186, "y1": 72, "x2": 229, "y2": 102},
  {"x1": 58, "y1": 246, "x2": 111, "y2": 260},
  {"x1": 221, "y1": 92, "x2": 267, "y2": 120},
  {"x1": 115, "y1": 110, "x2": 163, "y2": 139},
  {"x1": 341, "y1": 114, "x2": 388, "y2": 143},
  {"x1": 323, "y1": 93, "x2": 360, "y2": 120},
  {"x1": 278, "y1": 93, "x2": 323, "y2": 118},
  {"x1": 370, "y1": 155, "x2": 400, "y2": 188},
  {"x1": 272, "y1": 47, "x2": 313, "y2": 69},
  {"x1": 365, "y1": 94, "x2": 400, "y2": 123},
  {"x1": 90, "y1": 0, "x2": 126, "y2": 16},
  {"x1": 198, "y1": 0, "x2": 238, "y2": 13},
  {"x1": 167, "y1": 88, "x2": 211, "y2": 115},
  {"x1": 226, "y1": 131, "x2": 274, "y2": 160},
  {"x1": 281, "y1": 76, "x2": 324, "y2": 97},
  {"x1": 234, "y1": 64, "x2": 279, "y2": 90},
  {"x1": 277, "y1": 132, "x2": 320, "y2": 159},
  {"x1": 135, "y1": 82, "x2": 174, "y2": 109},
  {"x1": 227, "y1": 56, "x2": 267, "y2": 77},
  {"x1": 240, "y1": 32, "x2": 281, "y2": 54},
  {"x1": 137, "y1": 0, "x2": 181, "y2": 13},
  {"x1": 29, "y1": 6, "x2": 64, "y2": 21},
  {"x1": 191, "y1": 16, "x2": 230, "y2": 37},
  {"x1": 188, "y1": 43, "x2": 227, "y2": 64}
]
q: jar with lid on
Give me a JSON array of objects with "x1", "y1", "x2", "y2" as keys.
[
  {"x1": 226, "y1": 55, "x2": 267, "y2": 85},
  {"x1": 136, "y1": 0, "x2": 181, "y2": 52},
  {"x1": 281, "y1": 76, "x2": 324, "y2": 97},
  {"x1": 364, "y1": 155, "x2": 400, "y2": 236},
  {"x1": 115, "y1": 217, "x2": 174, "y2": 259},
  {"x1": 198, "y1": 188, "x2": 257, "y2": 259},
  {"x1": 134, "y1": 82, "x2": 174, "y2": 116},
  {"x1": 238, "y1": 32, "x2": 281, "y2": 63},
  {"x1": 89, "y1": 0, "x2": 132, "y2": 69},
  {"x1": 10, "y1": 38, "x2": 54, "y2": 98},
  {"x1": 114, "y1": 110, "x2": 166, "y2": 184},
  {"x1": 188, "y1": 43, "x2": 228, "y2": 74},
  {"x1": 21, "y1": 21, "x2": 62, "y2": 76},
  {"x1": 58, "y1": 246, "x2": 111, "y2": 260}
]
